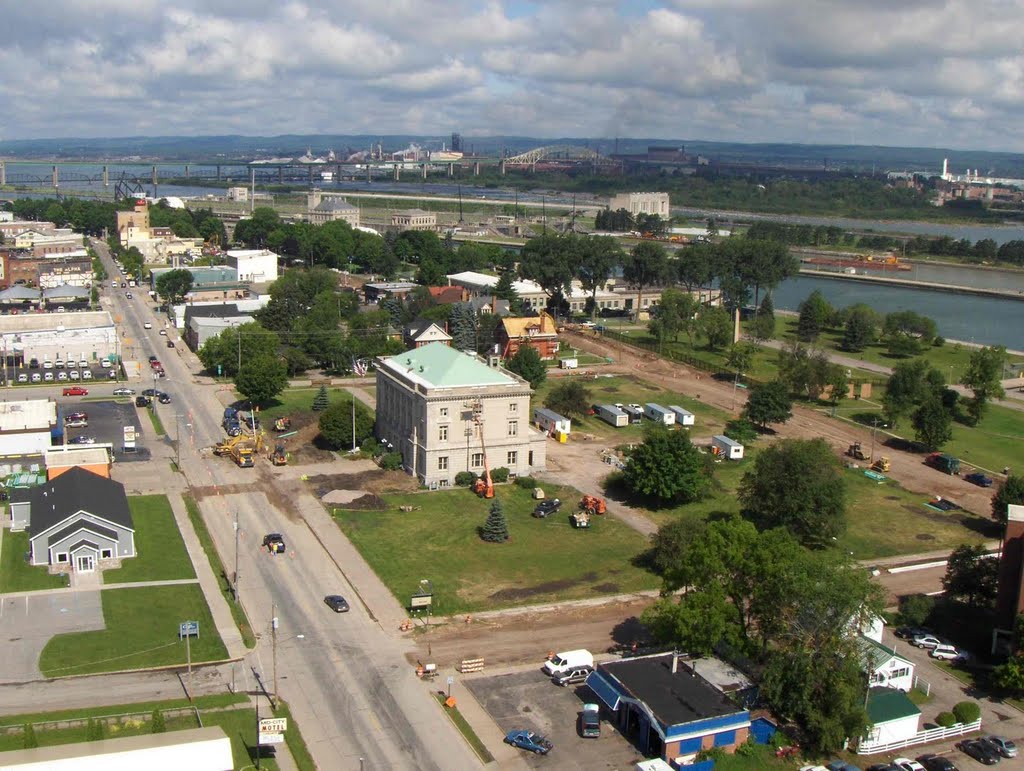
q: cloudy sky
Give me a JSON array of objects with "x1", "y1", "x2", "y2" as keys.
[{"x1": 3, "y1": 0, "x2": 1023, "y2": 150}]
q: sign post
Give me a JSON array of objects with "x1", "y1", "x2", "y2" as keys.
[
  {"x1": 258, "y1": 717, "x2": 287, "y2": 747},
  {"x1": 179, "y1": 620, "x2": 199, "y2": 677},
  {"x1": 447, "y1": 674, "x2": 454, "y2": 699}
]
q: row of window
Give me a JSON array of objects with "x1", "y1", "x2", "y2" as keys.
[
  {"x1": 56, "y1": 548, "x2": 113, "y2": 562},
  {"x1": 438, "y1": 450, "x2": 518, "y2": 471},
  {"x1": 438, "y1": 419, "x2": 518, "y2": 442}
]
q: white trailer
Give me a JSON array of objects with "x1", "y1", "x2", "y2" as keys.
[
  {"x1": 711, "y1": 434, "x2": 744, "y2": 460},
  {"x1": 644, "y1": 403, "x2": 676, "y2": 425},
  {"x1": 534, "y1": 407, "x2": 571, "y2": 437},
  {"x1": 669, "y1": 405, "x2": 695, "y2": 426},
  {"x1": 559, "y1": 357, "x2": 578, "y2": 369},
  {"x1": 595, "y1": 404, "x2": 628, "y2": 427}
]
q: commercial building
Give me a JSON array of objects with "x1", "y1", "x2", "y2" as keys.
[
  {"x1": 307, "y1": 191, "x2": 361, "y2": 227},
  {"x1": 0, "y1": 311, "x2": 118, "y2": 367},
  {"x1": 116, "y1": 200, "x2": 150, "y2": 241},
  {"x1": 168, "y1": 296, "x2": 267, "y2": 330},
  {"x1": 391, "y1": 209, "x2": 437, "y2": 231},
  {"x1": 225, "y1": 249, "x2": 279, "y2": 283},
  {"x1": 364, "y1": 281, "x2": 418, "y2": 302},
  {"x1": 996, "y1": 503, "x2": 1024, "y2": 637},
  {"x1": 0, "y1": 221, "x2": 58, "y2": 240},
  {"x1": 0, "y1": 399, "x2": 58, "y2": 456},
  {"x1": 608, "y1": 191, "x2": 670, "y2": 218},
  {"x1": 374, "y1": 342, "x2": 546, "y2": 487},
  {"x1": 182, "y1": 304, "x2": 257, "y2": 350},
  {"x1": 149, "y1": 266, "x2": 251, "y2": 303}
]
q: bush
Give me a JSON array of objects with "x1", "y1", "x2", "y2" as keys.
[
  {"x1": 933, "y1": 336, "x2": 945, "y2": 347},
  {"x1": 380, "y1": 452, "x2": 403, "y2": 471},
  {"x1": 952, "y1": 700, "x2": 980, "y2": 724},
  {"x1": 515, "y1": 476, "x2": 537, "y2": 489},
  {"x1": 360, "y1": 437, "x2": 380, "y2": 456},
  {"x1": 490, "y1": 467, "x2": 510, "y2": 483},
  {"x1": 695, "y1": 747, "x2": 727, "y2": 762},
  {"x1": 22, "y1": 724, "x2": 37, "y2": 749},
  {"x1": 724, "y1": 418, "x2": 758, "y2": 446},
  {"x1": 454, "y1": 471, "x2": 477, "y2": 487},
  {"x1": 935, "y1": 711, "x2": 957, "y2": 727},
  {"x1": 897, "y1": 593, "x2": 935, "y2": 627},
  {"x1": 150, "y1": 709, "x2": 166, "y2": 733}
]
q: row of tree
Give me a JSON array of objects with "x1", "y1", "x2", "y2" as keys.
[{"x1": 796, "y1": 290, "x2": 941, "y2": 356}]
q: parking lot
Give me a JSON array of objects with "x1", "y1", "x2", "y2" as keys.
[
  {"x1": 0, "y1": 591, "x2": 104, "y2": 681},
  {"x1": 58, "y1": 399, "x2": 150, "y2": 462},
  {"x1": 466, "y1": 669, "x2": 643, "y2": 769},
  {"x1": 4, "y1": 363, "x2": 120, "y2": 387}
]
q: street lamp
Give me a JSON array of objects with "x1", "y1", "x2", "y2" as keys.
[{"x1": 731, "y1": 371, "x2": 745, "y2": 410}]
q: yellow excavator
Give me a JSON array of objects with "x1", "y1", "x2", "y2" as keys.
[{"x1": 213, "y1": 431, "x2": 266, "y2": 468}]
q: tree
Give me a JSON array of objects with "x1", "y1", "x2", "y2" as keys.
[
  {"x1": 154, "y1": 268, "x2": 194, "y2": 305},
  {"x1": 480, "y1": 498, "x2": 509, "y2": 543},
  {"x1": 650, "y1": 288, "x2": 700, "y2": 346},
  {"x1": 312, "y1": 384, "x2": 330, "y2": 412},
  {"x1": 22, "y1": 724, "x2": 37, "y2": 749},
  {"x1": 725, "y1": 343, "x2": 756, "y2": 380},
  {"x1": 748, "y1": 295, "x2": 775, "y2": 341},
  {"x1": 86, "y1": 719, "x2": 104, "y2": 741},
  {"x1": 198, "y1": 322, "x2": 280, "y2": 378},
  {"x1": 841, "y1": 304, "x2": 878, "y2": 352},
  {"x1": 942, "y1": 544, "x2": 998, "y2": 609},
  {"x1": 318, "y1": 398, "x2": 375, "y2": 450},
  {"x1": 993, "y1": 653, "x2": 1024, "y2": 695},
  {"x1": 961, "y1": 345, "x2": 1006, "y2": 425},
  {"x1": 699, "y1": 305, "x2": 732, "y2": 350},
  {"x1": 912, "y1": 395, "x2": 953, "y2": 451},
  {"x1": 992, "y1": 475, "x2": 1024, "y2": 522},
  {"x1": 518, "y1": 233, "x2": 579, "y2": 308},
  {"x1": 151, "y1": 709, "x2": 166, "y2": 733},
  {"x1": 621, "y1": 241, "x2": 669, "y2": 314},
  {"x1": 577, "y1": 236, "x2": 623, "y2": 320},
  {"x1": 234, "y1": 356, "x2": 288, "y2": 407},
  {"x1": 544, "y1": 379, "x2": 592, "y2": 420},
  {"x1": 897, "y1": 594, "x2": 935, "y2": 627},
  {"x1": 882, "y1": 359, "x2": 945, "y2": 428},
  {"x1": 883, "y1": 311, "x2": 937, "y2": 357},
  {"x1": 796, "y1": 290, "x2": 832, "y2": 342},
  {"x1": 742, "y1": 380, "x2": 792, "y2": 430},
  {"x1": 622, "y1": 427, "x2": 711, "y2": 506},
  {"x1": 739, "y1": 438, "x2": 846, "y2": 548},
  {"x1": 449, "y1": 303, "x2": 477, "y2": 351},
  {"x1": 506, "y1": 345, "x2": 547, "y2": 389}
]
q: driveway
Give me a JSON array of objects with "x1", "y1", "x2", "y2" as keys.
[
  {"x1": 466, "y1": 669, "x2": 644, "y2": 770},
  {"x1": 0, "y1": 590, "x2": 104, "y2": 682}
]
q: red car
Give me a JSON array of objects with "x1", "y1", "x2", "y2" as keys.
[
  {"x1": 62, "y1": 386, "x2": 88, "y2": 396},
  {"x1": 150, "y1": 360, "x2": 162, "y2": 369}
]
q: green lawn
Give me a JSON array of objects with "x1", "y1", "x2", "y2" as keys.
[
  {"x1": 942, "y1": 402, "x2": 1024, "y2": 474},
  {"x1": 39, "y1": 584, "x2": 227, "y2": 677},
  {"x1": 252, "y1": 385, "x2": 368, "y2": 424},
  {"x1": 146, "y1": 406, "x2": 165, "y2": 436},
  {"x1": 102, "y1": 496, "x2": 195, "y2": 584},
  {"x1": 0, "y1": 528, "x2": 66, "y2": 593},
  {"x1": 333, "y1": 485, "x2": 659, "y2": 615}
]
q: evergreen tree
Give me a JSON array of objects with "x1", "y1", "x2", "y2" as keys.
[
  {"x1": 312, "y1": 384, "x2": 330, "y2": 412},
  {"x1": 151, "y1": 710, "x2": 167, "y2": 733},
  {"x1": 749, "y1": 295, "x2": 776, "y2": 341},
  {"x1": 449, "y1": 304, "x2": 478, "y2": 351},
  {"x1": 480, "y1": 499, "x2": 509, "y2": 543},
  {"x1": 22, "y1": 724, "x2": 37, "y2": 749},
  {"x1": 86, "y1": 719, "x2": 104, "y2": 741}
]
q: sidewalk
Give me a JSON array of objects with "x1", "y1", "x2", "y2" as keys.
[{"x1": 2, "y1": 577, "x2": 200, "y2": 599}]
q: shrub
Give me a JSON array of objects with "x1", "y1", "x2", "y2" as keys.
[
  {"x1": 150, "y1": 710, "x2": 166, "y2": 733},
  {"x1": 935, "y1": 711, "x2": 957, "y2": 727},
  {"x1": 454, "y1": 471, "x2": 477, "y2": 487},
  {"x1": 515, "y1": 476, "x2": 536, "y2": 489},
  {"x1": 22, "y1": 724, "x2": 37, "y2": 749},
  {"x1": 695, "y1": 747, "x2": 727, "y2": 762},
  {"x1": 952, "y1": 700, "x2": 980, "y2": 724},
  {"x1": 490, "y1": 467, "x2": 510, "y2": 483},
  {"x1": 480, "y1": 499, "x2": 509, "y2": 543},
  {"x1": 933, "y1": 336, "x2": 945, "y2": 347},
  {"x1": 360, "y1": 437, "x2": 380, "y2": 456},
  {"x1": 897, "y1": 593, "x2": 935, "y2": 627},
  {"x1": 380, "y1": 452, "x2": 403, "y2": 471}
]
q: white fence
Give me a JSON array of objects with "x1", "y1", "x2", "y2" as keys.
[{"x1": 856, "y1": 719, "x2": 981, "y2": 755}]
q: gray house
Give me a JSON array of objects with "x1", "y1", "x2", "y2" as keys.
[{"x1": 27, "y1": 467, "x2": 135, "y2": 573}]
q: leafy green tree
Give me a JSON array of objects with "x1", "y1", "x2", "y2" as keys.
[
  {"x1": 912, "y1": 395, "x2": 953, "y2": 451},
  {"x1": 198, "y1": 322, "x2": 280, "y2": 378},
  {"x1": 312, "y1": 384, "x2": 330, "y2": 412},
  {"x1": 724, "y1": 418, "x2": 758, "y2": 445},
  {"x1": 544, "y1": 379, "x2": 592, "y2": 420},
  {"x1": 739, "y1": 438, "x2": 846, "y2": 548},
  {"x1": 318, "y1": 398, "x2": 375, "y2": 450},
  {"x1": 882, "y1": 310, "x2": 937, "y2": 357},
  {"x1": 281, "y1": 346, "x2": 311, "y2": 376},
  {"x1": 993, "y1": 475, "x2": 1024, "y2": 522},
  {"x1": 726, "y1": 343, "x2": 756, "y2": 380},
  {"x1": 961, "y1": 345, "x2": 1006, "y2": 425},
  {"x1": 234, "y1": 356, "x2": 288, "y2": 407},
  {"x1": 518, "y1": 232, "x2": 579, "y2": 308},
  {"x1": 699, "y1": 305, "x2": 732, "y2": 350},
  {"x1": 841, "y1": 304, "x2": 878, "y2": 352},
  {"x1": 882, "y1": 359, "x2": 945, "y2": 428},
  {"x1": 993, "y1": 653, "x2": 1024, "y2": 695},
  {"x1": 897, "y1": 594, "x2": 935, "y2": 627},
  {"x1": 650, "y1": 288, "x2": 700, "y2": 345},
  {"x1": 622, "y1": 427, "x2": 711, "y2": 506},
  {"x1": 796, "y1": 290, "x2": 832, "y2": 342},
  {"x1": 748, "y1": 295, "x2": 776, "y2": 341},
  {"x1": 480, "y1": 498, "x2": 509, "y2": 543},
  {"x1": 22, "y1": 724, "x2": 37, "y2": 749},
  {"x1": 942, "y1": 543, "x2": 998, "y2": 609},
  {"x1": 621, "y1": 241, "x2": 669, "y2": 314},
  {"x1": 577, "y1": 235, "x2": 623, "y2": 320},
  {"x1": 742, "y1": 380, "x2": 792, "y2": 430},
  {"x1": 151, "y1": 709, "x2": 166, "y2": 733},
  {"x1": 233, "y1": 207, "x2": 281, "y2": 248},
  {"x1": 506, "y1": 345, "x2": 547, "y2": 389}
]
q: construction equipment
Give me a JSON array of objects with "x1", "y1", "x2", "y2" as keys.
[
  {"x1": 580, "y1": 495, "x2": 607, "y2": 515},
  {"x1": 572, "y1": 510, "x2": 591, "y2": 528},
  {"x1": 847, "y1": 442, "x2": 870, "y2": 461},
  {"x1": 870, "y1": 456, "x2": 890, "y2": 473},
  {"x1": 271, "y1": 444, "x2": 288, "y2": 466},
  {"x1": 273, "y1": 417, "x2": 292, "y2": 432},
  {"x1": 212, "y1": 432, "x2": 265, "y2": 468},
  {"x1": 468, "y1": 400, "x2": 494, "y2": 499}
]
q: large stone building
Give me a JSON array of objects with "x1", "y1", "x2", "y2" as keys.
[
  {"x1": 609, "y1": 191, "x2": 670, "y2": 218},
  {"x1": 375, "y1": 342, "x2": 547, "y2": 487},
  {"x1": 307, "y1": 191, "x2": 361, "y2": 227},
  {"x1": 391, "y1": 209, "x2": 437, "y2": 231}
]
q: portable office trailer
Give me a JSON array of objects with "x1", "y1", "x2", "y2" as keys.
[
  {"x1": 644, "y1": 403, "x2": 676, "y2": 425},
  {"x1": 595, "y1": 404, "x2": 628, "y2": 428},
  {"x1": 534, "y1": 407, "x2": 571, "y2": 437},
  {"x1": 669, "y1": 405, "x2": 695, "y2": 426},
  {"x1": 619, "y1": 404, "x2": 644, "y2": 424},
  {"x1": 711, "y1": 434, "x2": 744, "y2": 460},
  {"x1": 559, "y1": 357, "x2": 578, "y2": 369}
]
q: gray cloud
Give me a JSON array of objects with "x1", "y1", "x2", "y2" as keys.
[{"x1": 2, "y1": 0, "x2": 1024, "y2": 150}]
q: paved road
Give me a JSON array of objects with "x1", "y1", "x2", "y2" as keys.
[{"x1": 91, "y1": 241, "x2": 477, "y2": 770}]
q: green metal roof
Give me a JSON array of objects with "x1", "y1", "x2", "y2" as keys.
[
  {"x1": 858, "y1": 635, "x2": 908, "y2": 673},
  {"x1": 383, "y1": 342, "x2": 518, "y2": 389},
  {"x1": 867, "y1": 687, "x2": 920, "y2": 724}
]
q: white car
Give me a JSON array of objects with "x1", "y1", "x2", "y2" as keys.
[
  {"x1": 78, "y1": 360, "x2": 89, "y2": 368},
  {"x1": 159, "y1": 329, "x2": 168, "y2": 336},
  {"x1": 144, "y1": 322, "x2": 152, "y2": 329},
  {"x1": 912, "y1": 634, "x2": 942, "y2": 649},
  {"x1": 931, "y1": 644, "x2": 967, "y2": 661},
  {"x1": 113, "y1": 387, "x2": 135, "y2": 396},
  {"x1": 16, "y1": 373, "x2": 27, "y2": 383},
  {"x1": 893, "y1": 758, "x2": 926, "y2": 771},
  {"x1": 57, "y1": 371, "x2": 68, "y2": 381},
  {"x1": 82, "y1": 370, "x2": 93, "y2": 380},
  {"x1": 68, "y1": 370, "x2": 80, "y2": 380},
  {"x1": 44, "y1": 372, "x2": 54, "y2": 382}
]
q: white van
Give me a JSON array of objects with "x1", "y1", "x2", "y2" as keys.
[{"x1": 543, "y1": 649, "x2": 594, "y2": 676}]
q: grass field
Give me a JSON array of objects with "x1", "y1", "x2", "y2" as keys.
[
  {"x1": 254, "y1": 385, "x2": 368, "y2": 425},
  {"x1": 39, "y1": 584, "x2": 227, "y2": 677},
  {"x1": 333, "y1": 484, "x2": 658, "y2": 615},
  {"x1": 0, "y1": 528, "x2": 66, "y2": 593},
  {"x1": 942, "y1": 402, "x2": 1024, "y2": 475},
  {"x1": 101, "y1": 495, "x2": 195, "y2": 584}
]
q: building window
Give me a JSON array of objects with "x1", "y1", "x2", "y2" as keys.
[
  {"x1": 440, "y1": 407, "x2": 448, "y2": 418},
  {"x1": 101, "y1": 549, "x2": 112, "y2": 559},
  {"x1": 439, "y1": 425, "x2": 449, "y2": 441},
  {"x1": 509, "y1": 402, "x2": 517, "y2": 413},
  {"x1": 438, "y1": 456, "x2": 449, "y2": 471},
  {"x1": 508, "y1": 420, "x2": 518, "y2": 437},
  {"x1": 57, "y1": 553, "x2": 68, "y2": 563},
  {"x1": 471, "y1": 453, "x2": 484, "y2": 467},
  {"x1": 507, "y1": 451, "x2": 518, "y2": 465}
]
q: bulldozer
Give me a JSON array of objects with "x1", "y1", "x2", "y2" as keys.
[
  {"x1": 273, "y1": 417, "x2": 292, "y2": 432},
  {"x1": 213, "y1": 432, "x2": 265, "y2": 468},
  {"x1": 271, "y1": 444, "x2": 288, "y2": 466},
  {"x1": 580, "y1": 494, "x2": 607, "y2": 516},
  {"x1": 870, "y1": 456, "x2": 890, "y2": 473},
  {"x1": 847, "y1": 442, "x2": 870, "y2": 461}
]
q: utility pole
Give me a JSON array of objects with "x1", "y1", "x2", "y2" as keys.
[
  {"x1": 233, "y1": 511, "x2": 240, "y2": 602},
  {"x1": 351, "y1": 396, "x2": 356, "y2": 452},
  {"x1": 237, "y1": 329, "x2": 242, "y2": 375},
  {"x1": 271, "y1": 605, "x2": 279, "y2": 708}
]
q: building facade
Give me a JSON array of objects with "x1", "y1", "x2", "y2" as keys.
[
  {"x1": 225, "y1": 249, "x2": 279, "y2": 283},
  {"x1": 0, "y1": 311, "x2": 118, "y2": 366},
  {"x1": 0, "y1": 398, "x2": 57, "y2": 456},
  {"x1": 498, "y1": 312, "x2": 560, "y2": 359},
  {"x1": 307, "y1": 191, "x2": 361, "y2": 227},
  {"x1": 375, "y1": 342, "x2": 547, "y2": 487},
  {"x1": 609, "y1": 191, "x2": 671, "y2": 217},
  {"x1": 391, "y1": 209, "x2": 437, "y2": 231}
]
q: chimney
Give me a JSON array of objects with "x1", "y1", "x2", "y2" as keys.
[{"x1": 671, "y1": 651, "x2": 678, "y2": 674}]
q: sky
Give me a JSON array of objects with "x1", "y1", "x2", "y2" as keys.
[{"x1": 3, "y1": 0, "x2": 1024, "y2": 151}]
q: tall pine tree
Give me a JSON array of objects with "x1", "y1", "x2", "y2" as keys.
[
  {"x1": 480, "y1": 499, "x2": 509, "y2": 543},
  {"x1": 450, "y1": 304, "x2": 478, "y2": 351},
  {"x1": 312, "y1": 384, "x2": 329, "y2": 412}
]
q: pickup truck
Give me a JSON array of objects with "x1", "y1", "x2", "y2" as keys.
[{"x1": 580, "y1": 704, "x2": 600, "y2": 738}]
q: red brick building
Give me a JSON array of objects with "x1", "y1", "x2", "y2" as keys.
[{"x1": 498, "y1": 312, "x2": 559, "y2": 360}]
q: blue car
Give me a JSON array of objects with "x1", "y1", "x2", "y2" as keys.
[{"x1": 505, "y1": 729, "x2": 552, "y2": 755}]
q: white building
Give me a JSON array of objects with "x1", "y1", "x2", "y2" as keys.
[
  {"x1": 0, "y1": 311, "x2": 118, "y2": 365},
  {"x1": 225, "y1": 249, "x2": 279, "y2": 283},
  {"x1": 859, "y1": 635, "x2": 915, "y2": 693},
  {"x1": 609, "y1": 191, "x2": 670, "y2": 217},
  {"x1": 0, "y1": 399, "x2": 57, "y2": 455}
]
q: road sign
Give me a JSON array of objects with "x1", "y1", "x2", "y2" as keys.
[
  {"x1": 447, "y1": 675, "x2": 454, "y2": 686},
  {"x1": 258, "y1": 717, "x2": 287, "y2": 745},
  {"x1": 410, "y1": 593, "x2": 432, "y2": 609},
  {"x1": 178, "y1": 620, "x2": 199, "y2": 639}
]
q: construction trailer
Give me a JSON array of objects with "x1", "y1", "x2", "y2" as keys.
[
  {"x1": 559, "y1": 357, "x2": 578, "y2": 369},
  {"x1": 595, "y1": 404, "x2": 628, "y2": 428},
  {"x1": 711, "y1": 434, "x2": 744, "y2": 460},
  {"x1": 619, "y1": 404, "x2": 644, "y2": 424},
  {"x1": 644, "y1": 403, "x2": 676, "y2": 426},
  {"x1": 534, "y1": 407, "x2": 571, "y2": 439},
  {"x1": 668, "y1": 405, "x2": 695, "y2": 426}
]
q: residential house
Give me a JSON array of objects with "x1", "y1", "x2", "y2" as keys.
[
  {"x1": 498, "y1": 312, "x2": 559, "y2": 360},
  {"x1": 403, "y1": 321, "x2": 452, "y2": 349},
  {"x1": 858, "y1": 687, "x2": 922, "y2": 751},
  {"x1": 859, "y1": 635, "x2": 915, "y2": 692}
]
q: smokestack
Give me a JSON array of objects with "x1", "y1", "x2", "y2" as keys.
[{"x1": 942, "y1": 158, "x2": 948, "y2": 178}]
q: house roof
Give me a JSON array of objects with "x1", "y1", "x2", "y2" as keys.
[
  {"x1": 49, "y1": 520, "x2": 119, "y2": 545},
  {"x1": 428, "y1": 285, "x2": 465, "y2": 304},
  {"x1": 29, "y1": 467, "x2": 133, "y2": 535},
  {"x1": 599, "y1": 654, "x2": 745, "y2": 728},
  {"x1": 379, "y1": 342, "x2": 519, "y2": 389},
  {"x1": 42, "y1": 285, "x2": 90, "y2": 299},
  {"x1": 183, "y1": 303, "x2": 242, "y2": 322},
  {"x1": 866, "y1": 687, "x2": 921, "y2": 724},
  {"x1": 404, "y1": 320, "x2": 451, "y2": 341},
  {"x1": 0, "y1": 286, "x2": 41, "y2": 301},
  {"x1": 858, "y1": 635, "x2": 911, "y2": 673},
  {"x1": 314, "y1": 198, "x2": 357, "y2": 212},
  {"x1": 501, "y1": 312, "x2": 558, "y2": 339}
]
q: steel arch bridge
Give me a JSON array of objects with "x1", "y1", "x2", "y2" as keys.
[{"x1": 505, "y1": 145, "x2": 604, "y2": 164}]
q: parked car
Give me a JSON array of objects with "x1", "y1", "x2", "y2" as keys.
[
  {"x1": 125, "y1": 292, "x2": 132, "y2": 298},
  {"x1": 956, "y1": 738, "x2": 1001, "y2": 765},
  {"x1": 78, "y1": 360, "x2": 88, "y2": 368},
  {"x1": 30, "y1": 373, "x2": 41, "y2": 383},
  {"x1": 148, "y1": 355, "x2": 158, "y2": 363},
  {"x1": 113, "y1": 387, "x2": 135, "y2": 396},
  {"x1": 43, "y1": 372, "x2": 54, "y2": 382},
  {"x1": 323, "y1": 595, "x2": 350, "y2": 613},
  {"x1": 504, "y1": 730, "x2": 552, "y2": 755},
  {"x1": 57, "y1": 371, "x2": 68, "y2": 381},
  {"x1": 580, "y1": 703, "x2": 600, "y2": 738},
  {"x1": 144, "y1": 322, "x2": 152, "y2": 329},
  {"x1": 64, "y1": 411, "x2": 87, "y2": 422},
  {"x1": 107, "y1": 369, "x2": 117, "y2": 379},
  {"x1": 912, "y1": 634, "x2": 942, "y2": 649},
  {"x1": 894, "y1": 759, "x2": 926, "y2": 771},
  {"x1": 532, "y1": 498, "x2": 562, "y2": 518},
  {"x1": 930, "y1": 644, "x2": 962, "y2": 660},
  {"x1": 983, "y1": 736, "x2": 1018, "y2": 758},
  {"x1": 552, "y1": 665, "x2": 593, "y2": 686},
  {"x1": 16, "y1": 373, "x2": 27, "y2": 383},
  {"x1": 135, "y1": 396, "x2": 151, "y2": 407},
  {"x1": 68, "y1": 370, "x2": 80, "y2": 380},
  {"x1": 158, "y1": 393, "x2": 171, "y2": 404},
  {"x1": 827, "y1": 762, "x2": 862, "y2": 771},
  {"x1": 915, "y1": 754, "x2": 958, "y2": 771},
  {"x1": 82, "y1": 370, "x2": 93, "y2": 380},
  {"x1": 263, "y1": 533, "x2": 286, "y2": 554},
  {"x1": 896, "y1": 626, "x2": 929, "y2": 640},
  {"x1": 62, "y1": 386, "x2": 88, "y2": 396},
  {"x1": 966, "y1": 472, "x2": 994, "y2": 487},
  {"x1": 68, "y1": 435, "x2": 96, "y2": 445},
  {"x1": 866, "y1": 765, "x2": 900, "y2": 771}
]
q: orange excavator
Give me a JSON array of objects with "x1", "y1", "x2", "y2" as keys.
[
  {"x1": 468, "y1": 400, "x2": 494, "y2": 499},
  {"x1": 580, "y1": 494, "x2": 607, "y2": 515}
]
